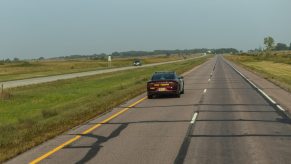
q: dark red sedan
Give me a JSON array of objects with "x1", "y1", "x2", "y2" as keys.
[{"x1": 147, "y1": 71, "x2": 184, "y2": 99}]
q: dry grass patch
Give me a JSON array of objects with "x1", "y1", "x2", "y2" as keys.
[{"x1": 225, "y1": 55, "x2": 291, "y2": 91}]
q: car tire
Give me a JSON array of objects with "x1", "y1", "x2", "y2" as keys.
[
  {"x1": 181, "y1": 82, "x2": 184, "y2": 94},
  {"x1": 176, "y1": 93, "x2": 181, "y2": 98},
  {"x1": 148, "y1": 94, "x2": 153, "y2": 99},
  {"x1": 181, "y1": 88, "x2": 184, "y2": 94}
]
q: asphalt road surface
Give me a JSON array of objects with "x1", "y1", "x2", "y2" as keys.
[{"x1": 7, "y1": 55, "x2": 291, "y2": 164}]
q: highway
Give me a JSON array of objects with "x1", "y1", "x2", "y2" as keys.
[
  {"x1": 1, "y1": 55, "x2": 205, "y2": 89},
  {"x1": 7, "y1": 55, "x2": 291, "y2": 164}
]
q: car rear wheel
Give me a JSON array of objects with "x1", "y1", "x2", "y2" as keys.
[
  {"x1": 148, "y1": 94, "x2": 154, "y2": 99},
  {"x1": 176, "y1": 92, "x2": 181, "y2": 98},
  {"x1": 181, "y1": 82, "x2": 184, "y2": 94}
]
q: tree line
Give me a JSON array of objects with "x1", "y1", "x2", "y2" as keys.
[
  {"x1": 264, "y1": 36, "x2": 291, "y2": 51},
  {"x1": 1, "y1": 48, "x2": 239, "y2": 63},
  {"x1": 53, "y1": 48, "x2": 238, "y2": 60},
  {"x1": 109, "y1": 48, "x2": 238, "y2": 57}
]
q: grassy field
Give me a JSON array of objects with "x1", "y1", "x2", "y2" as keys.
[
  {"x1": 225, "y1": 52, "x2": 291, "y2": 91},
  {"x1": 0, "y1": 54, "x2": 199, "y2": 82},
  {"x1": 0, "y1": 55, "x2": 210, "y2": 162}
]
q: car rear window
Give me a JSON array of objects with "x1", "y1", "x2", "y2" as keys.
[{"x1": 152, "y1": 73, "x2": 175, "y2": 80}]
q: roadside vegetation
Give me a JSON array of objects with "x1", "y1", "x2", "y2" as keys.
[
  {"x1": 226, "y1": 36, "x2": 291, "y2": 91},
  {"x1": 225, "y1": 51, "x2": 291, "y2": 91},
  {"x1": 0, "y1": 54, "x2": 197, "y2": 82},
  {"x1": 0, "y1": 56, "x2": 210, "y2": 162},
  {"x1": 1, "y1": 47, "x2": 239, "y2": 82}
]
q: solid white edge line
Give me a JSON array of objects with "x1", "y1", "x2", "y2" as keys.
[
  {"x1": 225, "y1": 58, "x2": 288, "y2": 113},
  {"x1": 257, "y1": 88, "x2": 277, "y2": 104},
  {"x1": 231, "y1": 62, "x2": 277, "y2": 104},
  {"x1": 277, "y1": 105, "x2": 286, "y2": 112},
  {"x1": 246, "y1": 80, "x2": 258, "y2": 88},
  {"x1": 190, "y1": 112, "x2": 198, "y2": 124}
]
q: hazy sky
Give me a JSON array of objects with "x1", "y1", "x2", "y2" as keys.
[{"x1": 1, "y1": 0, "x2": 291, "y2": 59}]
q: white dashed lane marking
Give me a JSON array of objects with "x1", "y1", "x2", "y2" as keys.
[
  {"x1": 190, "y1": 112, "x2": 198, "y2": 124},
  {"x1": 203, "y1": 89, "x2": 207, "y2": 94}
]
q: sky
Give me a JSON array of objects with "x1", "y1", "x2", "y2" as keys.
[{"x1": 0, "y1": 0, "x2": 291, "y2": 59}]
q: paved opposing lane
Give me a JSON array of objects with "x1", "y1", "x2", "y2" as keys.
[
  {"x1": 6, "y1": 55, "x2": 291, "y2": 164},
  {"x1": 2, "y1": 55, "x2": 205, "y2": 89}
]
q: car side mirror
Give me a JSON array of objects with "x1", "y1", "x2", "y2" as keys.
[{"x1": 179, "y1": 76, "x2": 184, "y2": 79}]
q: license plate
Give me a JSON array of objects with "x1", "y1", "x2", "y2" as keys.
[{"x1": 158, "y1": 88, "x2": 166, "y2": 91}]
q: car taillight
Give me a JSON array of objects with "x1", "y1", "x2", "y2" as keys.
[
  {"x1": 147, "y1": 82, "x2": 156, "y2": 90},
  {"x1": 148, "y1": 82, "x2": 154, "y2": 87},
  {"x1": 168, "y1": 82, "x2": 175, "y2": 86},
  {"x1": 168, "y1": 81, "x2": 178, "y2": 89}
]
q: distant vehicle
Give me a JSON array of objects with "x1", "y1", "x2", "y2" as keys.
[
  {"x1": 147, "y1": 71, "x2": 184, "y2": 99},
  {"x1": 133, "y1": 59, "x2": 142, "y2": 66}
]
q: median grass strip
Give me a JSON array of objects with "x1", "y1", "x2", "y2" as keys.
[
  {"x1": 0, "y1": 54, "x2": 198, "y2": 82},
  {"x1": 225, "y1": 54, "x2": 291, "y2": 91},
  {"x1": 0, "y1": 56, "x2": 209, "y2": 162}
]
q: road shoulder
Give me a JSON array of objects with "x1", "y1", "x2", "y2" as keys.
[{"x1": 227, "y1": 60, "x2": 291, "y2": 114}]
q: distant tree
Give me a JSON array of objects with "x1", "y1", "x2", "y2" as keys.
[
  {"x1": 275, "y1": 43, "x2": 288, "y2": 51},
  {"x1": 289, "y1": 43, "x2": 291, "y2": 50},
  {"x1": 264, "y1": 36, "x2": 275, "y2": 51},
  {"x1": 99, "y1": 56, "x2": 106, "y2": 60},
  {"x1": 13, "y1": 58, "x2": 20, "y2": 62},
  {"x1": 111, "y1": 52, "x2": 120, "y2": 56},
  {"x1": 5, "y1": 58, "x2": 11, "y2": 63},
  {"x1": 38, "y1": 57, "x2": 45, "y2": 60}
]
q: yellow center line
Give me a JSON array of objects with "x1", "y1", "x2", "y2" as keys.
[
  {"x1": 29, "y1": 96, "x2": 147, "y2": 164},
  {"x1": 29, "y1": 60, "x2": 206, "y2": 164}
]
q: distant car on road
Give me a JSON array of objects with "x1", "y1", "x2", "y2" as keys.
[
  {"x1": 147, "y1": 71, "x2": 184, "y2": 99},
  {"x1": 133, "y1": 59, "x2": 142, "y2": 66}
]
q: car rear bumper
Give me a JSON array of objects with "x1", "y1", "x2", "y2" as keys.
[{"x1": 147, "y1": 90, "x2": 179, "y2": 96}]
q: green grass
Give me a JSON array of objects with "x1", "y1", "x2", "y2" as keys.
[
  {"x1": 225, "y1": 54, "x2": 291, "y2": 91},
  {"x1": 0, "y1": 54, "x2": 200, "y2": 82},
  {"x1": 0, "y1": 56, "x2": 210, "y2": 162}
]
